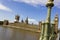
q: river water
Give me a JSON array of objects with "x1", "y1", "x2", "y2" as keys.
[
  {"x1": 0, "y1": 26, "x2": 38, "y2": 40},
  {"x1": 0, "y1": 26, "x2": 59, "y2": 40},
  {"x1": 0, "y1": 26, "x2": 22, "y2": 40}
]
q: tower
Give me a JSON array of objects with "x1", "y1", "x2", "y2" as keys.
[
  {"x1": 21, "y1": 19, "x2": 24, "y2": 23},
  {"x1": 54, "y1": 14, "x2": 59, "y2": 34},
  {"x1": 15, "y1": 15, "x2": 20, "y2": 23},
  {"x1": 39, "y1": 21, "x2": 42, "y2": 30},
  {"x1": 53, "y1": 14, "x2": 59, "y2": 40},
  {"x1": 25, "y1": 17, "x2": 28, "y2": 24},
  {"x1": 3, "y1": 20, "x2": 9, "y2": 25}
]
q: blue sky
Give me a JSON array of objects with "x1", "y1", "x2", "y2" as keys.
[{"x1": 0, "y1": 0, "x2": 60, "y2": 28}]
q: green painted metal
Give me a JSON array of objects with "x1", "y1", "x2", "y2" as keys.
[
  {"x1": 39, "y1": 0, "x2": 57, "y2": 40},
  {"x1": 39, "y1": 22, "x2": 45, "y2": 40},
  {"x1": 43, "y1": 23, "x2": 50, "y2": 40},
  {"x1": 46, "y1": 7, "x2": 51, "y2": 23}
]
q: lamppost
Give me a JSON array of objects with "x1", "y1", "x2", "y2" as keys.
[{"x1": 43, "y1": 0, "x2": 54, "y2": 40}]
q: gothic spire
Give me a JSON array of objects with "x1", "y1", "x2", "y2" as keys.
[{"x1": 25, "y1": 16, "x2": 28, "y2": 24}]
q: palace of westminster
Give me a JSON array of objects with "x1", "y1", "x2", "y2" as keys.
[{"x1": 0, "y1": 0, "x2": 59, "y2": 40}]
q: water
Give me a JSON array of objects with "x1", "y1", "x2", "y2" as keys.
[
  {"x1": 0, "y1": 26, "x2": 22, "y2": 40},
  {"x1": 0, "y1": 26, "x2": 38, "y2": 40},
  {"x1": 0, "y1": 26, "x2": 59, "y2": 40}
]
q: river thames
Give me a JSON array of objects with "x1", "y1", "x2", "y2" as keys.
[
  {"x1": 0, "y1": 26, "x2": 22, "y2": 40},
  {"x1": 0, "y1": 26, "x2": 59, "y2": 40}
]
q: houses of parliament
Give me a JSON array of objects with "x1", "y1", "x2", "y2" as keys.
[{"x1": 0, "y1": 0, "x2": 59, "y2": 40}]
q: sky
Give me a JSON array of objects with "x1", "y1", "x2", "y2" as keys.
[{"x1": 0, "y1": 0, "x2": 60, "y2": 28}]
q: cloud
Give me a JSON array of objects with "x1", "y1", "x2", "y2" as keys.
[
  {"x1": 0, "y1": 4, "x2": 12, "y2": 12},
  {"x1": 28, "y1": 18, "x2": 38, "y2": 25},
  {"x1": 13, "y1": 0, "x2": 60, "y2": 8},
  {"x1": 13, "y1": 0, "x2": 47, "y2": 6},
  {"x1": 54, "y1": 0, "x2": 60, "y2": 8}
]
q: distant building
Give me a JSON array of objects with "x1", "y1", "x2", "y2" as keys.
[{"x1": 0, "y1": 21, "x2": 3, "y2": 25}]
